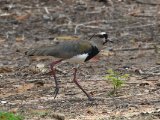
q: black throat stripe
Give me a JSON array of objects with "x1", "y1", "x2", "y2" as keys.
[{"x1": 84, "y1": 46, "x2": 99, "y2": 62}]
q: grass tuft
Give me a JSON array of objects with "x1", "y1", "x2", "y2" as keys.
[{"x1": 0, "y1": 111, "x2": 24, "y2": 120}]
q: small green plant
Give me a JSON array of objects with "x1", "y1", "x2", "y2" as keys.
[
  {"x1": 0, "y1": 111, "x2": 24, "y2": 120},
  {"x1": 105, "y1": 69, "x2": 129, "y2": 95}
]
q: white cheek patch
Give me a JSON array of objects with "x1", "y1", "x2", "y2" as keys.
[
  {"x1": 99, "y1": 32, "x2": 106, "y2": 35},
  {"x1": 68, "y1": 53, "x2": 88, "y2": 63}
]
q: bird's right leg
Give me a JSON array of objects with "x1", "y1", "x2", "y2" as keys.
[{"x1": 50, "y1": 59, "x2": 63, "y2": 99}]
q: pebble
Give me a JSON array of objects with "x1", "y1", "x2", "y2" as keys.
[{"x1": 1, "y1": 101, "x2": 7, "y2": 104}]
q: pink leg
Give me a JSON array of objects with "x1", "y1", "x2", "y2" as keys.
[
  {"x1": 73, "y1": 68, "x2": 94, "y2": 101},
  {"x1": 50, "y1": 59, "x2": 63, "y2": 99}
]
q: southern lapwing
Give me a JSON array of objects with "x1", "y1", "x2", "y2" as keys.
[{"x1": 26, "y1": 32, "x2": 111, "y2": 101}]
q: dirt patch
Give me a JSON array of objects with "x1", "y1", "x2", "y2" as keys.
[{"x1": 0, "y1": 0, "x2": 160, "y2": 119}]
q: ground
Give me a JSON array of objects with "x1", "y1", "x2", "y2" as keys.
[{"x1": 0, "y1": 0, "x2": 160, "y2": 120}]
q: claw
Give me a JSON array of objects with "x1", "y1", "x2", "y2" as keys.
[
  {"x1": 88, "y1": 96, "x2": 94, "y2": 101},
  {"x1": 54, "y1": 86, "x2": 59, "y2": 99}
]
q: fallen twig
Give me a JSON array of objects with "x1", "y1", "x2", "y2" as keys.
[
  {"x1": 110, "y1": 47, "x2": 155, "y2": 52},
  {"x1": 136, "y1": 69, "x2": 160, "y2": 76},
  {"x1": 121, "y1": 23, "x2": 160, "y2": 30},
  {"x1": 55, "y1": 68, "x2": 67, "y2": 74},
  {"x1": 135, "y1": 0, "x2": 160, "y2": 6},
  {"x1": 44, "y1": 7, "x2": 50, "y2": 14},
  {"x1": 131, "y1": 14, "x2": 155, "y2": 18},
  {"x1": 74, "y1": 19, "x2": 131, "y2": 34}
]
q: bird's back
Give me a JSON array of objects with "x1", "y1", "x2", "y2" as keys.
[{"x1": 26, "y1": 40, "x2": 94, "y2": 59}]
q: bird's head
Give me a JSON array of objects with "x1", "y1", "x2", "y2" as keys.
[
  {"x1": 90, "y1": 32, "x2": 112, "y2": 50},
  {"x1": 96, "y1": 32, "x2": 112, "y2": 45}
]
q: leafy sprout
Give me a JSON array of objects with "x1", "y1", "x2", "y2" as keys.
[{"x1": 104, "y1": 69, "x2": 129, "y2": 95}]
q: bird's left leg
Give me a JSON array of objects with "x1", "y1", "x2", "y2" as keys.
[
  {"x1": 50, "y1": 59, "x2": 63, "y2": 99},
  {"x1": 72, "y1": 65, "x2": 94, "y2": 101}
]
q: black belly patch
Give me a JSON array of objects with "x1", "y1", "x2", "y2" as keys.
[{"x1": 84, "y1": 46, "x2": 99, "y2": 62}]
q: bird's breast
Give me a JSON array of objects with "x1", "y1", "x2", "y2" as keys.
[{"x1": 67, "y1": 53, "x2": 88, "y2": 63}]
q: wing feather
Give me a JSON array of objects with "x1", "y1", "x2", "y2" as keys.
[{"x1": 26, "y1": 40, "x2": 94, "y2": 59}]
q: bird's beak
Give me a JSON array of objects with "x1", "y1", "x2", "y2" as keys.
[
  {"x1": 107, "y1": 39, "x2": 113, "y2": 43},
  {"x1": 103, "y1": 38, "x2": 113, "y2": 45}
]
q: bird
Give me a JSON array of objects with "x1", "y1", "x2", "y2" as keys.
[{"x1": 26, "y1": 32, "x2": 111, "y2": 101}]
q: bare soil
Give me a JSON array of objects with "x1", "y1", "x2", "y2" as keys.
[{"x1": 0, "y1": 0, "x2": 160, "y2": 120}]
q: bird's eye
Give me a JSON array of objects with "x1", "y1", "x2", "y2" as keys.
[{"x1": 103, "y1": 34, "x2": 108, "y2": 39}]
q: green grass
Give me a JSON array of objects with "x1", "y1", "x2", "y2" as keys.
[
  {"x1": 0, "y1": 111, "x2": 24, "y2": 120},
  {"x1": 104, "y1": 69, "x2": 129, "y2": 96}
]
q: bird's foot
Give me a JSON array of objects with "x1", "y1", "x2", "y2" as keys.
[
  {"x1": 53, "y1": 86, "x2": 59, "y2": 99},
  {"x1": 87, "y1": 96, "x2": 94, "y2": 101}
]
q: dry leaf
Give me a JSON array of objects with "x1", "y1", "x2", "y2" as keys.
[
  {"x1": 36, "y1": 63, "x2": 47, "y2": 73},
  {"x1": 128, "y1": 9, "x2": 141, "y2": 16},
  {"x1": 29, "y1": 63, "x2": 48, "y2": 74},
  {"x1": 16, "y1": 83, "x2": 34, "y2": 93},
  {"x1": 50, "y1": 112, "x2": 65, "y2": 120},
  {"x1": 56, "y1": 36, "x2": 80, "y2": 41},
  {"x1": 139, "y1": 82, "x2": 149, "y2": 86},
  {"x1": 0, "y1": 67, "x2": 13, "y2": 73},
  {"x1": 15, "y1": 12, "x2": 31, "y2": 22},
  {"x1": 100, "y1": 50, "x2": 114, "y2": 56},
  {"x1": 0, "y1": 13, "x2": 12, "y2": 17},
  {"x1": 86, "y1": 108, "x2": 94, "y2": 114},
  {"x1": 156, "y1": 83, "x2": 160, "y2": 86},
  {"x1": 156, "y1": 61, "x2": 160, "y2": 65},
  {"x1": 9, "y1": 108, "x2": 18, "y2": 114},
  {"x1": 0, "y1": 38, "x2": 5, "y2": 44},
  {"x1": 16, "y1": 36, "x2": 25, "y2": 42},
  {"x1": 34, "y1": 81, "x2": 45, "y2": 87},
  {"x1": 154, "y1": 44, "x2": 160, "y2": 54}
]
